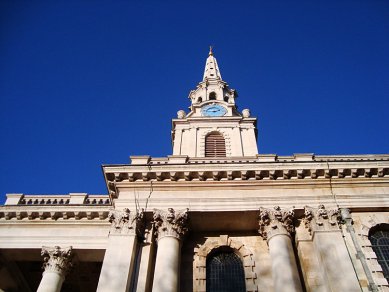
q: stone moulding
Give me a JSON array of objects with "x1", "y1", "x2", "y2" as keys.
[
  {"x1": 105, "y1": 166, "x2": 389, "y2": 185},
  {"x1": 193, "y1": 235, "x2": 258, "y2": 292},
  {"x1": 0, "y1": 207, "x2": 109, "y2": 221},
  {"x1": 359, "y1": 216, "x2": 389, "y2": 288}
]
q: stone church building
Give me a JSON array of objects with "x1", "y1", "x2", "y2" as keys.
[{"x1": 0, "y1": 50, "x2": 389, "y2": 292}]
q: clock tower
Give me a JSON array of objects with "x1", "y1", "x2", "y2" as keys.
[{"x1": 172, "y1": 48, "x2": 259, "y2": 157}]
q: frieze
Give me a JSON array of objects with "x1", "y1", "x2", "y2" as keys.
[
  {"x1": 108, "y1": 208, "x2": 144, "y2": 236},
  {"x1": 303, "y1": 205, "x2": 341, "y2": 234},
  {"x1": 258, "y1": 206, "x2": 295, "y2": 240},
  {"x1": 41, "y1": 246, "x2": 73, "y2": 276},
  {"x1": 153, "y1": 208, "x2": 189, "y2": 241}
]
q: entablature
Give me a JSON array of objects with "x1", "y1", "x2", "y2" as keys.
[{"x1": 104, "y1": 154, "x2": 389, "y2": 196}]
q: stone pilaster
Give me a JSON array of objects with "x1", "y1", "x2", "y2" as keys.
[
  {"x1": 97, "y1": 208, "x2": 144, "y2": 292},
  {"x1": 152, "y1": 207, "x2": 189, "y2": 241},
  {"x1": 258, "y1": 206, "x2": 302, "y2": 292},
  {"x1": 303, "y1": 205, "x2": 361, "y2": 292},
  {"x1": 37, "y1": 246, "x2": 73, "y2": 292},
  {"x1": 152, "y1": 208, "x2": 189, "y2": 292},
  {"x1": 258, "y1": 206, "x2": 295, "y2": 240}
]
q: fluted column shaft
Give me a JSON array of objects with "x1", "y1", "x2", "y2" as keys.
[
  {"x1": 37, "y1": 246, "x2": 73, "y2": 292},
  {"x1": 152, "y1": 208, "x2": 189, "y2": 292},
  {"x1": 97, "y1": 208, "x2": 144, "y2": 292},
  {"x1": 259, "y1": 206, "x2": 303, "y2": 292}
]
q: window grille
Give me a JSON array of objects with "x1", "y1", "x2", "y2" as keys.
[
  {"x1": 206, "y1": 250, "x2": 245, "y2": 292},
  {"x1": 369, "y1": 229, "x2": 389, "y2": 281},
  {"x1": 205, "y1": 132, "x2": 226, "y2": 157}
]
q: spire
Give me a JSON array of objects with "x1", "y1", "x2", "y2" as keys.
[{"x1": 203, "y1": 47, "x2": 222, "y2": 81}]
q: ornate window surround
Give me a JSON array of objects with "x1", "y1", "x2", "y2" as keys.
[
  {"x1": 193, "y1": 235, "x2": 258, "y2": 292},
  {"x1": 359, "y1": 217, "x2": 389, "y2": 288}
]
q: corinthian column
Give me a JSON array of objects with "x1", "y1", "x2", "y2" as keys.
[
  {"x1": 304, "y1": 205, "x2": 360, "y2": 291},
  {"x1": 37, "y1": 246, "x2": 73, "y2": 292},
  {"x1": 152, "y1": 208, "x2": 189, "y2": 292},
  {"x1": 97, "y1": 208, "x2": 144, "y2": 292},
  {"x1": 258, "y1": 206, "x2": 302, "y2": 292}
]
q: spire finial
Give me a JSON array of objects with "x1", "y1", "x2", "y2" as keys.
[{"x1": 203, "y1": 46, "x2": 222, "y2": 80}]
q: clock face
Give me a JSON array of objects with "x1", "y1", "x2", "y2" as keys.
[{"x1": 201, "y1": 104, "x2": 227, "y2": 117}]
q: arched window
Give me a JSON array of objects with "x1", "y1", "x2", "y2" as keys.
[
  {"x1": 205, "y1": 132, "x2": 226, "y2": 157},
  {"x1": 206, "y1": 248, "x2": 246, "y2": 292},
  {"x1": 369, "y1": 226, "x2": 389, "y2": 281},
  {"x1": 209, "y1": 92, "x2": 216, "y2": 100}
]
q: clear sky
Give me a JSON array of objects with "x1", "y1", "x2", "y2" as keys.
[{"x1": 0, "y1": 0, "x2": 388, "y2": 202}]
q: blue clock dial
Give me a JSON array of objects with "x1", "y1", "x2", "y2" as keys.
[{"x1": 201, "y1": 104, "x2": 227, "y2": 117}]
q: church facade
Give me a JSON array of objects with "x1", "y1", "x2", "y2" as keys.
[{"x1": 0, "y1": 50, "x2": 389, "y2": 292}]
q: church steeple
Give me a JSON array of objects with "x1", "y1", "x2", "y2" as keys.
[
  {"x1": 172, "y1": 49, "x2": 259, "y2": 158},
  {"x1": 203, "y1": 46, "x2": 222, "y2": 81},
  {"x1": 188, "y1": 49, "x2": 237, "y2": 106}
]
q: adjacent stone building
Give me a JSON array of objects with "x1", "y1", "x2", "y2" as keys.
[{"x1": 1, "y1": 49, "x2": 389, "y2": 292}]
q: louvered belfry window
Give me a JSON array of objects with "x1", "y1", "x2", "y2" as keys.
[{"x1": 205, "y1": 132, "x2": 226, "y2": 157}]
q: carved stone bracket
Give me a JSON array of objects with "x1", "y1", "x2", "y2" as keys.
[
  {"x1": 303, "y1": 205, "x2": 341, "y2": 234},
  {"x1": 41, "y1": 246, "x2": 73, "y2": 276},
  {"x1": 258, "y1": 206, "x2": 295, "y2": 241},
  {"x1": 153, "y1": 208, "x2": 189, "y2": 241},
  {"x1": 108, "y1": 208, "x2": 145, "y2": 237}
]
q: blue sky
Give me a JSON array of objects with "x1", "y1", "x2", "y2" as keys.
[{"x1": 0, "y1": 1, "x2": 388, "y2": 202}]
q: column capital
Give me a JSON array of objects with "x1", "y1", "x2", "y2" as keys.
[
  {"x1": 153, "y1": 208, "x2": 189, "y2": 241},
  {"x1": 108, "y1": 208, "x2": 145, "y2": 237},
  {"x1": 41, "y1": 246, "x2": 73, "y2": 276},
  {"x1": 258, "y1": 206, "x2": 295, "y2": 241},
  {"x1": 303, "y1": 205, "x2": 341, "y2": 234}
]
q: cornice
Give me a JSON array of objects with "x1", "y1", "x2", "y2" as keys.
[
  {"x1": 0, "y1": 205, "x2": 110, "y2": 221},
  {"x1": 103, "y1": 155, "x2": 389, "y2": 195}
]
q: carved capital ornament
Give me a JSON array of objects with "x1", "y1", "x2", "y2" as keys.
[
  {"x1": 108, "y1": 208, "x2": 145, "y2": 236},
  {"x1": 153, "y1": 208, "x2": 189, "y2": 241},
  {"x1": 258, "y1": 206, "x2": 295, "y2": 241},
  {"x1": 303, "y1": 205, "x2": 341, "y2": 234},
  {"x1": 41, "y1": 246, "x2": 73, "y2": 276}
]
